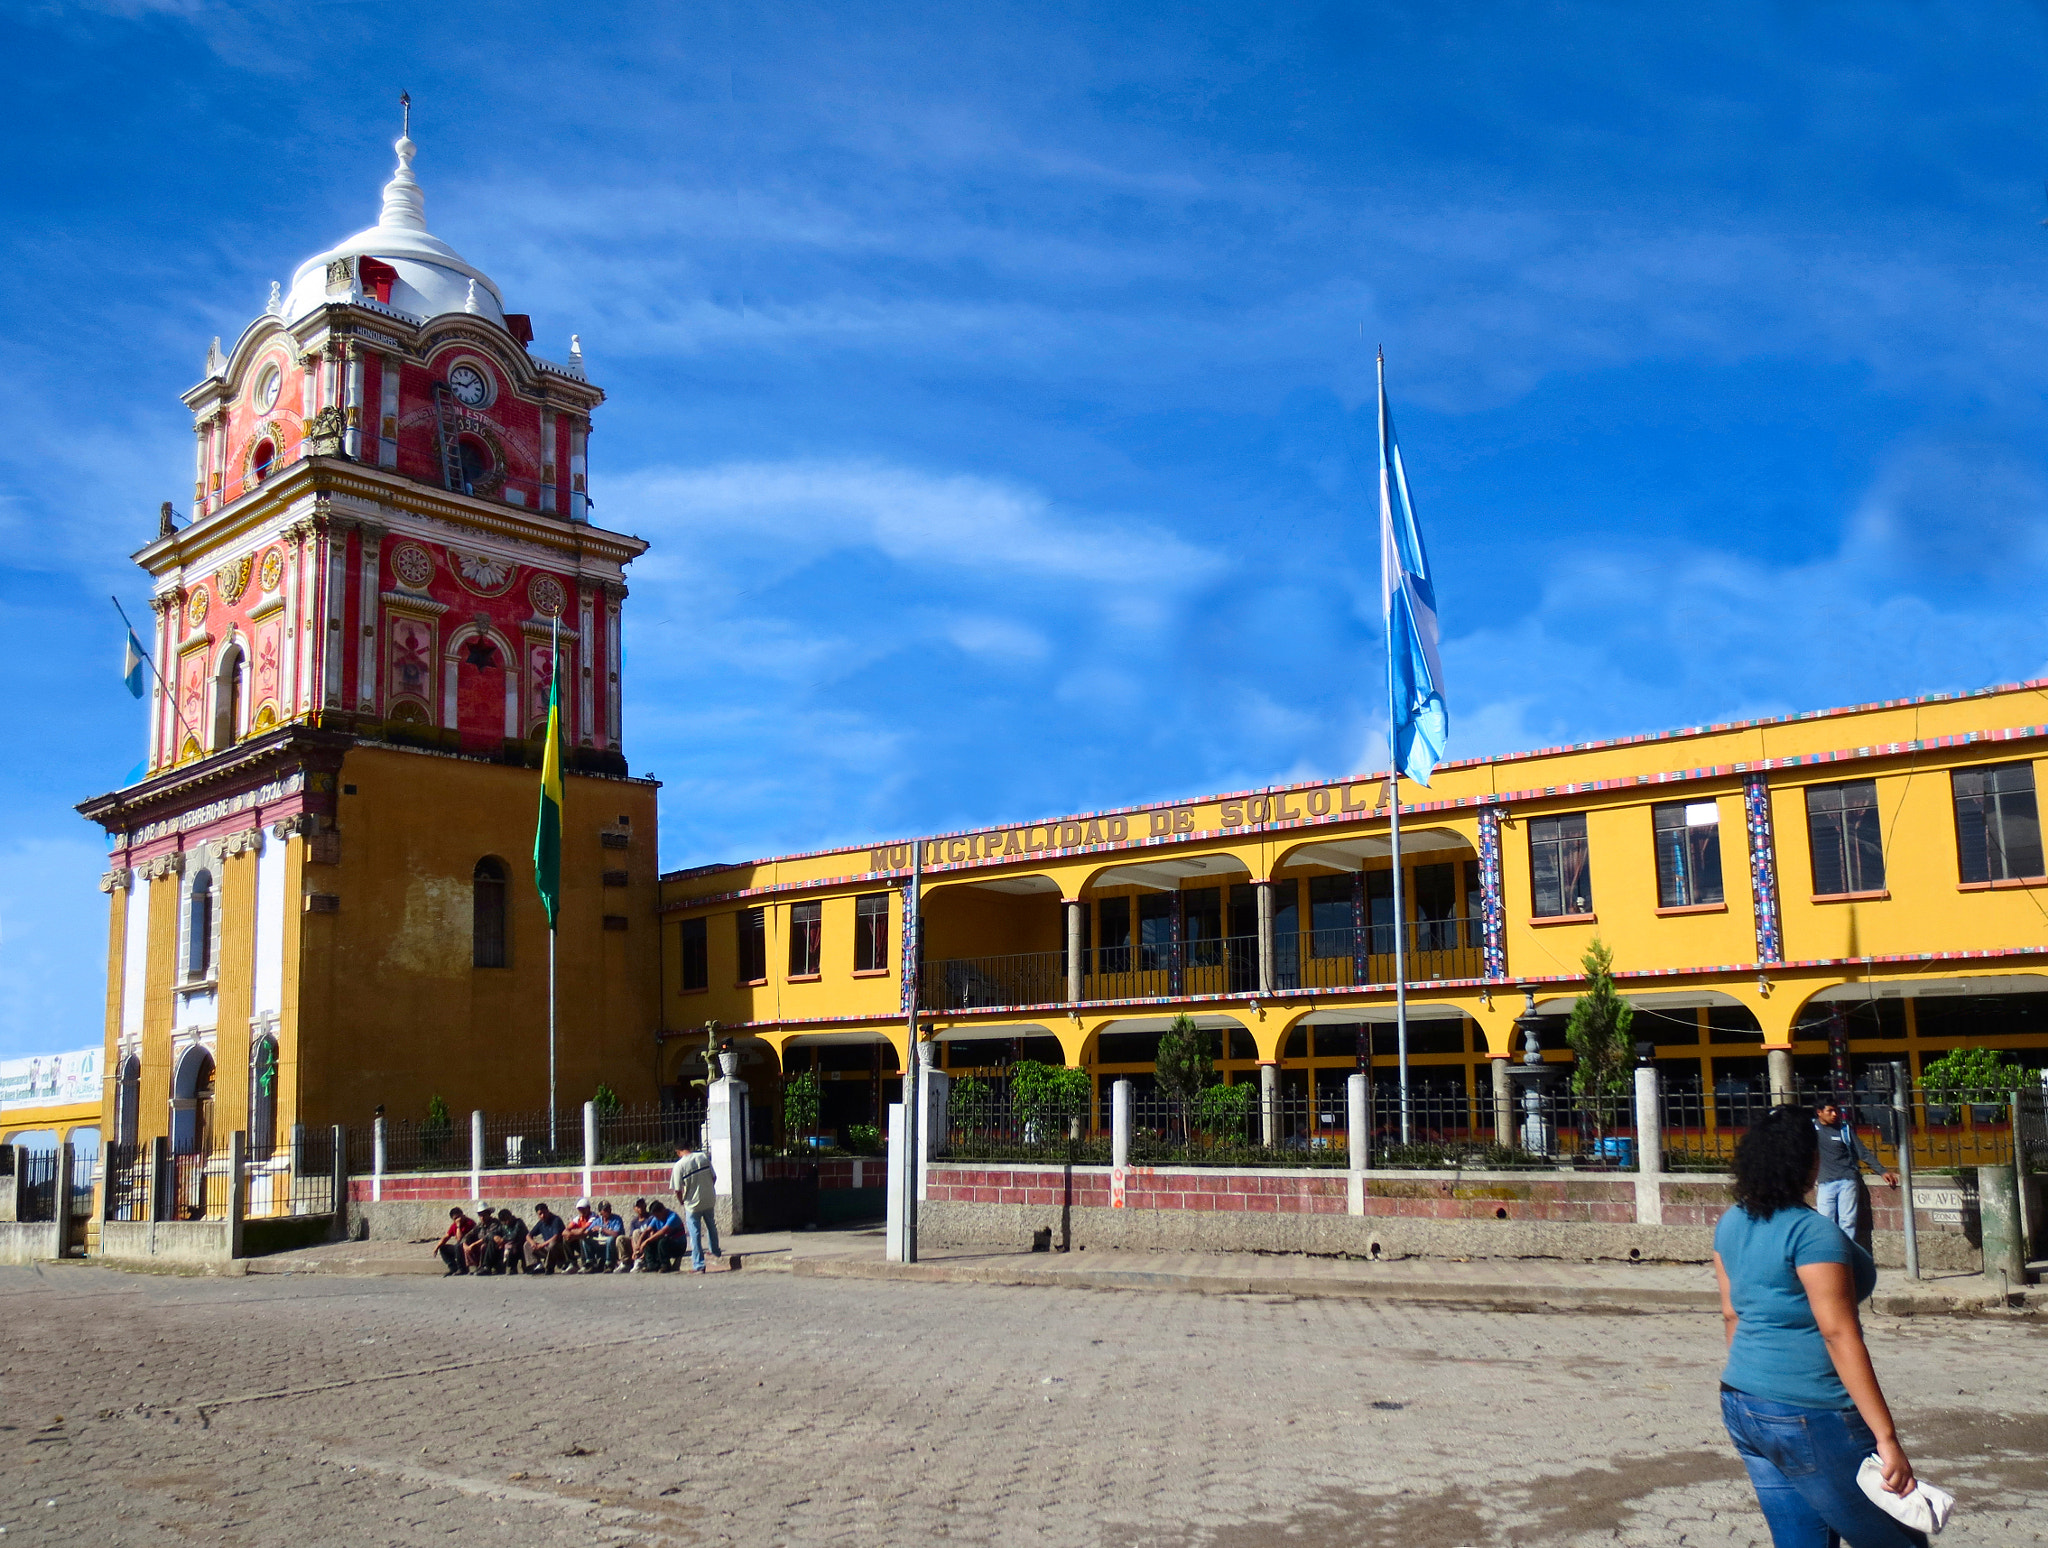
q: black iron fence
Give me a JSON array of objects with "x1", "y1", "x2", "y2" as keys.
[{"x1": 16, "y1": 1149, "x2": 58, "y2": 1223}]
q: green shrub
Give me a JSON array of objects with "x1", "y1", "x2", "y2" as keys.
[
  {"x1": 1010, "y1": 1061, "x2": 1090, "y2": 1127},
  {"x1": 1193, "y1": 1081, "x2": 1256, "y2": 1140},
  {"x1": 846, "y1": 1124, "x2": 882, "y2": 1154},
  {"x1": 1919, "y1": 1047, "x2": 2033, "y2": 1101}
]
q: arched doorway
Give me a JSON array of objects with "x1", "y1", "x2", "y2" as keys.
[
  {"x1": 170, "y1": 1046, "x2": 216, "y2": 1156},
  {"x1": 115, "y1": 1054, "x2": 141, "y2": 1147}
]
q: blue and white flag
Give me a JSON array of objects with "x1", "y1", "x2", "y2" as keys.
[
  {"x1": 122, "y1": 629, "x2": 147, "y2": 700},
  {"x1": 1378, "y1": 354, "x2": 1448, "y2": 786}
]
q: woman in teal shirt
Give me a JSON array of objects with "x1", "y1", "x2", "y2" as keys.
[{"x1": 1714, "y1": 1105, "x2": 1926, "y2": 1547}]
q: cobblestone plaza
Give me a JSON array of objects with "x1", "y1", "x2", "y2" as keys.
[{"x1": 2, "y1": 1265, "x2": 2042, "y2": 1546}]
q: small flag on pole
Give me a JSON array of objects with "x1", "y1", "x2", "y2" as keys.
[
  {"x1": 533, "y1": 641, "x2": 563, "y2": 929},
  {"x1": 1378, "y1": 353, "x2": 1448, "y2": 786},
  {"x1": 122, "y1": 629, "x2": 147, "y2": 700}
]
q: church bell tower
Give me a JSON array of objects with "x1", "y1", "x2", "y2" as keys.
[{"x1": 78, "y1": 121, "x2": 661, "y2": 1157}]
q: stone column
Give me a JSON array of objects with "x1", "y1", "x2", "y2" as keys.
[
  {"x1": 1260, "y1": 1062, "x2": 1279, "y2": 1149},
  {"x1": 707, "y1": 1077, "x2": 749, "y2": 1236},
  {"x1": 469, "y1": 1110, "x2": 484, "y2": 1202},
  {"x1": 371, "y1": 1114, "x2": 386, "y2": 1204},
  {"x1": 1766, "y1": 1047, "x2": 1795, "y2": 1107},
  {"x1": 1065, "y1": 899, "x2": 1085, "y2": 1004},
  {"x1": 1255, "y1": 881, "x2": 1275, "y2": 994},
  {"x1": 1979, "y1": 1165, "x2": 2028, "y2": 1288},
  {"x1": 582, "y1": 1101, "x2": 598, "y2": 1202}
]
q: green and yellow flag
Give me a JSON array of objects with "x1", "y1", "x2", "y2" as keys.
[{"x1": 533, "y1": 656, "x2": 563, "y2": 929}]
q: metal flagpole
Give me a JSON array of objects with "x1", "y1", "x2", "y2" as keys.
[
  {"x1": 111, "y1": 595, "x2": 204, "y2": 764},
  {"x1": 1378, "y1": 352, "x2": 1412, "y2": 1145},
  {"x1": 901, "y1": 839, "x2": 923, "y2": 1262},
  {"x1": 548, "y1": 609, "x2": 559, "y2": 1154}
]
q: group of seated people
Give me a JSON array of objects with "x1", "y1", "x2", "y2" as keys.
[{"x1": 432, "y1": 1196, "x2": 720, "y2": 1276}]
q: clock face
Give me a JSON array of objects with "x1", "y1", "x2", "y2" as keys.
[
  {"x1": 448, "y1": 364, "x2": 489, "y2": 407},
  {"x1": 253, "y1": 365, "x2": 280, "y2": 413}
]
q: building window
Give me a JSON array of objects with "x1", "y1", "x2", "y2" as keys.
[
  {"x1": 789, "y1": 901, "x2": 822, "y2": 977},
  {"x1": 185, "y1": 869, "x2": 215, "y2": 980},
  {"x1": 1137, "y1": 892, "x2": 1173, "y2": 970},
  {"x1": 854, "y1": 893, "x2": 890, "y2": 973},
  {"x1": 472, "y1": 857, "x2": 508, "y2": 968},
  {"x1": 736, "y1": 908, "x2": 767, "y2": 983},
  {"x1": 1806, "y1": 780, "x2": 1884, "y2": 896},
  {"x1": 1097, "y1": 895, "x2": 1132, "y2": 974},
  {"x1": 679, "y1": 917, "x2": 708, "y2": 991},
  {"x1": 1953, "y1": 762, "x2": 2043, "y2": 883},
  {"x1": 212, "y1": 645, "x2": 244, "y2": 751},
  {"x1": 1653, "y1": 800, "x2": 1724, "y2": 907},
  {"x1": 1528, "y1": 813, "x2": 1592, "y2": 917}
]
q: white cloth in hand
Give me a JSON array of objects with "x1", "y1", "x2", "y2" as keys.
[{"x1": 1857, "y1": 1454, "x2": 1954, "y2": 1535}]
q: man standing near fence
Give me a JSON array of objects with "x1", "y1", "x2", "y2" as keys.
[
  {"x1": 1814, "y1": 1098, "x2": 1896, "y2": 1241},
  {"x1": 671, "y1": 1144, "x2": 722, "y2": 1272}
]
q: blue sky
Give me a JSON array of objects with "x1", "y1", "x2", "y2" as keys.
[{"x1": 5, "y1": 2, "x2": 2048, "y2": 1058}]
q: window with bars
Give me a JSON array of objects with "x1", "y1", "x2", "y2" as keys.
[
  {"x1": 1653, "y1": 800, "x2": 1724, "y2": 908},
  {"x1": 679, "y1": 917, "x2": 708, "y2": 991},
  {"x1": 736, "y1": 907, "x2": 767, "y2": 983},
  {"x1": 1806, "y1": 781, "x2": 1885, "y2": 896},
  {"x1": 1953, "y1": 762, "x2": 2044, "y2": 883},
  {"x1": 1528, "y1": 813, "x2": 1592, "y2": 917},
  {"x1": 788, "y1": 901, "x2": 823, "y2": 977},
  {"x1": 854, "y1": 893, "x2": 890, "y2": 973},
  {"x1": 472, "y1": 857, "x2": 508, "y2": 967}
]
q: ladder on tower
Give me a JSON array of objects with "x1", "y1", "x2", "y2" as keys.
[{"x1": 431, "y1": 383, "x2": 464, "y2": 493}]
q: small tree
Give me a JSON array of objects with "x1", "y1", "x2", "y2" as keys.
[
  {"x1": 1566, "y1": 940, "x2": 1635, "y2": 1147},
  {"x1": 783, "y1": 1071, "x2": 821, "y2": 1142},
  {"x1": 1194, "y1": 1081, "x2": 1257, "y2": 1147},
  {"x1": 591, "y1": 1083, "x2": 623, "y2": 1115},
  {"x1": 1154, "y1": 1013, "x2": 1213, "y2": 1143},
  {"x1": 422, "y1": 1094, "x2": 453, "y2": 1161},
  {"x1": 1011, "y1": 1060, "x2": 1091, "y2": 1144},
  {"x1": 1920, "y1": 1047, "x2": 2032, "y2": 1105}
]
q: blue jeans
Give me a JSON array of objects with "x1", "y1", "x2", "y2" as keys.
[
  {"x1": 1721, "y1": 1388, "x2": 1928, "y2": 1548},
  {"x1": 1816, "y1": 1179, "x2": 1859, "y2": 1237},
  {"x1": 685, "y1": 1208, "x2": 720, "y2": 1270}
]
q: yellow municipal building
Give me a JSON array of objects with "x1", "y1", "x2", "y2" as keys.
[{"x1": 11, "y1": 132, "x2": 2048, "y2": 1163}]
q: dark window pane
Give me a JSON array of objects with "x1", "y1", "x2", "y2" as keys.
[
  {"x1": 854, "y1": 893, "x2": 889, "y2": 973},
  {"x1": 737, "y1": 908, "x2": 766, "y2": 982},
  {"x1": 1183, "y1": 887, "x2": 1222, "y2": 942},
  {"x1": 680, "y1": 917, "x2": 708, "y2": 991},
  {"x1": 472, "y1": 859, "x2": 507, "y2": 969},
  {"x1": 788, "y1": 901, "x2": 822, "y2": 977},
  {"x1": 1096, "y1": 895, "x2": 1131, "y2": 974}
]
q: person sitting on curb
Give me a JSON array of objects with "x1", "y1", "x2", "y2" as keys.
[
  {"x1": 562, "y1": 1199, "x2": 600, "y2": 1271},
  {"x1": 434, "y1": 1206, "x2": 476, "y2": 1276},
  {"x1": 461, "y1": 1206, "x2": 499, "y2": 1274},
  {"x1": 527, "y1": 1203, "x2": 567, "y2": 1274},
  {"x1": 633, "y1": 1198, "x2": 679, "y2": 1272},
  {"x1": 671, "y1": 1145, "x2": 723, "y2": 1273},
  {"x1": 1813, "y1": 1097, "x2": 1896, "y2": 1243},
  {"x1": 595, "y1": 1201, "x2": 628, "y2": 1272},
  {"x1": 623, "y1": 1199, "x2": 652, "y2": 1269},
  {"x1": 495, "y1": 1208, "x2": 531, "y2": 1275}
]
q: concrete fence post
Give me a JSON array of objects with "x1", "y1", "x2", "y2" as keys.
[
  {"x1": 884, "y1": 1101, "x2": 908, "y2": 1261},
  {"x1": 1491, "y1": 1057, "x2": 1513, "y2": 1147},
  {"x1": 1633, "y1": 1064, "x2": 1664, "y2": 1227},
  {"x1": 1346, "y1": 1072, "x2": 1370, "y2": 1217},
  {"x1": 1766, "y1": 1047, "x2": 1794, "y2": 1106},
  {"x1": 469, "y1": 1110, "x2": 484, "y2": 1202},
  {"x1": 582, "y1": 1101, "x2": 598, "y2": 1201},
  {"x1": 371, "y1": 1116, "x2": 386, "y2": 1204},
  {"x1": 149, "y1": 1135, "x2": 172, "y2": 1224},
  {"x1": 1259, "y1": 1062, "x2": 1279, "y2": 1149},
  {"x1": 330, "y1": 1125, "x2": 348, "y2": 1239},
  {"x1": 1111, "y1": 1079, "x2": 1132, "y2": 1171},
  {"x1": 1979, "y1": 1164, "x2": 2027, "y2": 1290},
  {"x1": 918, "y1": 1061, "x2": 949, "y2": 1201},
  {"x1": 51, "y1": 1141, "x2": 74, "y2": 1260},
  {"x1": 706, "y1": 1076, "x2": 749, "y2": 1236},
  {"x1": 227, "y1": 1129, "x2": 247, "y2": 1260}
]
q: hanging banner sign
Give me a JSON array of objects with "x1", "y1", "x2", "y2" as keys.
[{"x1": 0, "y1": 1049, "x2": 101, "y2": 1112}]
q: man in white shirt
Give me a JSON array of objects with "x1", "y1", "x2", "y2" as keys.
[{"x1": 671, "y1": 1145, "x2": 722, "y2": 1272}]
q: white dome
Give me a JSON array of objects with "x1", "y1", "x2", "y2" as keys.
[{"x1": 284, "y1": 135, "x2": 507, "y2": 327}]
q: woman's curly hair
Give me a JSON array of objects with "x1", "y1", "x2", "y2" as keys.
[{"x1": 1731, "y1": 1105, "x2": 1819, "y2": 1219}]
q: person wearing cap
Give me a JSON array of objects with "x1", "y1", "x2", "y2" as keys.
[
  {"x1": 433, "y1": 1206, "x2": 476, "y2": 1276},
  {"x1": 562, "y1": 1199, "x2": 599, "y2": 1272},
  {"x1": 671, "y1": 1144, "x2": 722, "y2": 1272}
]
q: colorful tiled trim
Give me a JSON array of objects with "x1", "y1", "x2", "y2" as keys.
[
  {"x1": 900, "y1": 872, "x2": 918, "y2": 1018},
  {"x1": 1478, "y1": 806, "x2": 1507, "y2": 980},
  {"x1": 1745, "y1": 775, "x2": 1783, "y2": 965},
  {"x1": 1350, "y1": 869, "x2": 1366, "y2": 985}
]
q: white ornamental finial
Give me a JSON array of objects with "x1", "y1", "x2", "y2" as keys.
[
  {"x1": 266, "y1": 280, "x2": 282, "y2": 316},
  {"x1": 379, "y1": 120, "x2": 427, "y2": 232},
  {"x1": 205, "y1": 336, "x2": 224, "y2": 377},
  {"x1": 464, "y1": 278, "x2": 479, "y2": 315},
  {"x1": 569, "y1": 333, "x2": 584, "y2": 375}
]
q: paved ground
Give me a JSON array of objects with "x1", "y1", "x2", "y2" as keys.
[{"x1": 2, "y1": 1255, "x2": 2044, "y2": 1547}]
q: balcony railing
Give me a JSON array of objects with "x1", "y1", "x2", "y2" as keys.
[{"x1": 917, "y1": 918, "x2": 1485, "y2": 1011}]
